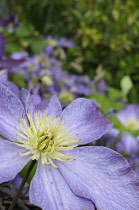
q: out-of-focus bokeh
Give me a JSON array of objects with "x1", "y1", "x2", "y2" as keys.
[{"x1": 1, "y1": 0, "x2": 139, "y2": 103}]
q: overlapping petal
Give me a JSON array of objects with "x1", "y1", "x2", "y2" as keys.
[
  {"x1": 0, "y1": 58, "x2": 25, "y2": 70},
  {"x1": 20, "y1": 88, "x2": 35, "y2": 115},
  {"x1": 44, "y1": 95, "x2": 62, "y2": 118},
  {"x1": 0, "y1": 138, "x2": 30, "y2": 183},
  {"x1": 30, "y1": 162, "x2": 95, "y2": 210},
  {"x1": 60, "y1": 98, "x2": 113, "y2": 144},
  {"x1": 57, "y1": 146, "x2": 139, "y2": 210}
]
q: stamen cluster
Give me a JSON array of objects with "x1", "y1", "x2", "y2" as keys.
[
  {"x1": 125, "y1": 118, "x2": 139, "y2": 131},
  {"x1": 15, "y1": 111, "x2": 80, "y2": 167}
]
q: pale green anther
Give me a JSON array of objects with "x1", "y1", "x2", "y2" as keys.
[
  {"x1": 45, "y1": 145, "x2": 52, "y2": 153},
  {"x1": 125, "y1": 118, "x2": 139, "y2": 131},
  {"x1": 37, "y1": 128, "x2": 44, "y2": 137},
  {"x1": 38, "y1": 135, "x2": 48, "y2": 144},
  {"x1": 45, "y1": 39, "x2": 57, "y2": 46},
  {"x1": 38, "y1": 143, "x2": 46, "y2": 151},
  {"x1": 29, "y1": 65, "x2": 34, "y2": 73}
]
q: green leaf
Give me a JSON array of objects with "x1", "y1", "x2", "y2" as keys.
[
  {"x1": 107, "y1": 115, "x2": 126, "y2": 136},
  {"x1": 120, "y1": 75, "x2": 133, "y2": 96},
  {"x1": 86, "y1": 93, "x2": 123, "y2": 114},
  {"x1": 128, "y1": 130, "x2": 139, "y2": 137},
  {"x1": 59, "y1": 91, "x2": 74, "y2": 104},
  {"x1": 82, "y1": 36, "x2": 90, "y2": 48},
  {"x1": 29, "y1": 37, "x2": 44, "y2": 53},
  {"x1": 31, "y1": 77, "x2": 40, "y2": 84},
  {"x1": 43, "y1": 93, "x2": 52, "y2": 98},
  {"x1": 5, "y1": 43, "x2": 21, "y2": 54},
  {"x1": 15, "y1": 26, "x2": 33, "y2": 37},
  {"x1": 19, "y1": 161, "x2": 37, "y2": 184},
  {"x1": 12, "y1": 74, "x2": 27, "y2": 89},
  {"x1": 108, "y1": 87, "x2": 122, "y2": 101}
]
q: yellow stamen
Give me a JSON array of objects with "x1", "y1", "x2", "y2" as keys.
[{"x1": 15, "y1": 112, "x2": 79, "y2": 167}]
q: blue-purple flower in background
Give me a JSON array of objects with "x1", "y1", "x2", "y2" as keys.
[
  {"x1": 0, "y1": 84, "x2": 139, "y2": 210},
  {"x1": 114, "y1": 105, "x2": 139, "y2": 173},
  {"x1": 44, "y1": 35, "x2": 74, "y2": 55},
  {"x1": 116, "y1": 104, "x2": 139, "y2": 154},
  {"x1": 0, "y1": 14, "x2": 18, "y2": 29}
]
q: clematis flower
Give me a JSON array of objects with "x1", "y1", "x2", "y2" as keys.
[
  {"x1": 44, "y1": 35, "x2": 74, "y2": 55},
  {"x1": 115, "y1": 104, "x2": 139, "y2": 157},
  {"x1": 0, "y1": 14, "x2": 18, "y2": 29},
  {"x1": 0, "y1": 84, "x2": 139, "y2": 209},
  {"x1": 116, "y1": 104, "x2": 139, "y2": 129}
]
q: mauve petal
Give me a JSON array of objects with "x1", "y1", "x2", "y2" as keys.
[
  {"x1": 11, "y1": 51, "x2": 28, "y2": 59},
  {"x1": 57, "y1": 147, "x2": 139, "y2": 210},
  {"x1": 0, "y1": 138, "x2": 30, "y2": 183},
  {"x1": 0, "y1": 33, "x2": 5, "y2": 57},
  {"x1": 104, "y1": 128, "x2": 119, "y2": 146},
  {"x1": 4, "y1": 81, "x2": 20, "y2": 96},
  {"x1": 35, "y1": 98, "x2": 50, "y2": 110},
  {"x1": 116, "y1": 132, "x2": 139, "y2": 156},
  {"x1": 58, "y1": 38, "x2": 74, "y2": 48},
  {"x1": 0, "y1": 116, "x2": 19, "y2": 141},
  {"x1": 0, "y1": 84, "x2": 24, "y2": 117},
  {"x1": 29, "y1": 162, "x2": 95, "y2": 210},
  {"x1": 0, "y1": 84, "x2": 25, "y2": 140},
  {"x1": 20, "y1": 88, "x2": 35, "y2": 115},
  {"x1": 44, "y1": 95, "x2": 62, "y2": 118},
  {"x1": 0, "y1": 70, "x2": 7, "y2": 82},
  {"x1": 12, "y1": 174, "x2": 29, "y2": 194},
  {"x1": 116, "y1": 104, "x2": 139, "y2": 125},
  {"x1": 60, "y1": 98, "x2": 112, "y2": 144},
  {"x1": 31, "y1": 94, "x2": 42, "y2": 106},
  {"x1": 0, "y1": 58, "x2": 25, "y2": 70}
]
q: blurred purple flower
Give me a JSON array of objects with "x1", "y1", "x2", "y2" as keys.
[
  {"x1": 116, "y1": 132, "x2": 139, "y2": 175},
  {"x1": 44, "y1": 35, "x2": 74, "y2": 56},
  {"x1": 116, "y1": 132, "x2": 139, "y2": 158},
  {"x1": 0, "y1": 84, "x2": 139, "y2": 209},
  {"x1": 104, "y1": 104, "x2": 139, "y2": 173},
  {"x1": 115, "y1": 104, "x2": 139, "y2": 157},
  {"x1": 0, "y1": 33, "x2": 5, "y2": 57},
  {"x1": 103, "y1": 128, "x2": 119, "y2": 147},
  {"x1": 0, "y1": 14, "x2": 18, "y2": 28},
  {"x1": 116, "y1": 104, "x2": 139, "y2": 130}
]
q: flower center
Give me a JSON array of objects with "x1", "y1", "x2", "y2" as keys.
[
  {"x1": 45, "y1": 39, "x2": 57, "y2": 46},
  {"x1": 125, "y1": 118, "x2": 139, "y2": 131},
  {"x1": 15, "y1": 111, "x2": 80, "y2": 168}
]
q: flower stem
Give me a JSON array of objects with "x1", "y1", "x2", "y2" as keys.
[{"x1": 8, "y1": 160, "x2": 36, "y2": 210}]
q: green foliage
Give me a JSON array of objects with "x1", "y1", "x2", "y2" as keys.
[
  {"x1": 120, "y1": 75, "x2": 133, "y2": 102},
  {"x1": 3, "y1": 0, "x2": 139, "y2": 102},
  {"x1": 19, "y1": 161, "x2": 37, "y2": 184},
  {"x1": 86, "y1": 93, "x2": 123, "y2": 115},
  {"x1": 107, "y1": 87, "x2": 122, "y2": 101},
  {"x1": 12, "y1": 74, "x2": 27, "y2": 89},
  {"x1": 2, "y1": 25, "x2": 44, "y2": 55}
]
